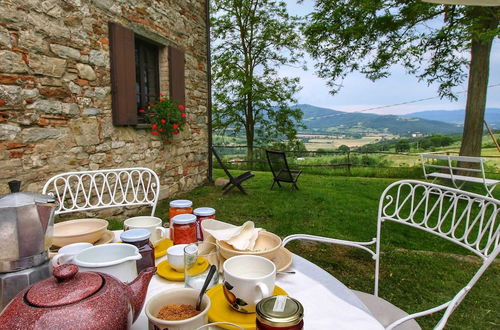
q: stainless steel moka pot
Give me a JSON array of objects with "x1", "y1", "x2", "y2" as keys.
[{"x1": 0, "y1": 180, "x2": 58, "y2": 310}]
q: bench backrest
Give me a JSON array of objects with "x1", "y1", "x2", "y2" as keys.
[
  {"x1": 42, "y1": 167, "x2": 160, "y2": 216},
  {"x1": 420, "y1": 153, "x2": 486, "y2": 178}
]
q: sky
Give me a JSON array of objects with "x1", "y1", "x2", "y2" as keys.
[{"x1": 283, "y1": 1, "x2": 500, "y2": 115}]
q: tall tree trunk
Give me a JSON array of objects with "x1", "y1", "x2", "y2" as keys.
[{"x1": 459, "y1": 7, "x2": 498, "y2": 157}]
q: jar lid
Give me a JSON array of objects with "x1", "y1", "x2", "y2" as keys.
[
  {"x1": 120, "y1": 228, "x2": 151, "y2": 242},
  {"x1": 169, "y1": 199, "x2": 193, "y2": 208},
  {"x1": 26, "y1": 264, "x2": 103, "y2": 307},
  {"x1": 172, "y1": 213, "x2": 196, "y2": 225},
  {"x1": 193, "y1": 207, "x2": 215, "y2": 216},
  {"x1": 256, "y1": 295, "x2": 304, "y2": 327}
]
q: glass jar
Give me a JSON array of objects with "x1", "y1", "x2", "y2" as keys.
[
  {"x1": 169, "y1": 200, "x2": 193, "y2": 238},
  {"x1": 120, "y1": 229, "x2": 155, "y2": 273},
  {"x1": 256, "y1": 296, "x2": 304, "y2": 330},
  {"x1": 193, "y1": 207, "x2": 216, "y2": 241},
  {"x1": 171, "y1": 214, "x2": 197, "y2": 245}
]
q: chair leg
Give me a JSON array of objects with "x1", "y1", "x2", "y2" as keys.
[
  {"x1": 292, "y1": 182, "x2": 299, "y2": 190},
  {"x1": 235, "y1": 183, "x2": 247, "y2": 195},
  {"x1": 270, "y1": 180, "x2": 276, "y2": 190},
  {"x1": 223, "y1": 184, "x2": 236, "y2": 195}
]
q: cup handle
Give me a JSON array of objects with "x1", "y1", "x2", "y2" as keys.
[
  {"x1": 52, "y1": 253, "x2": 70, "y2": 267},
  {"x1": 254, "y1": 282, "x2": 270, "y2": 305},
  {"x1": 155, "y1": 226, "x2": 169, "y2": 239}
]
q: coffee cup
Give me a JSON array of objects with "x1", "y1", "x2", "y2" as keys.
[
  {"x1": 222, "y1": 255, "x2": 276, "y2": 313},
  {"x1": 123, "y1": 216, "x2": 168, "y2": 243},
  {"x1": 52, "y1": 242, "x2": 93, "y2": 268},
  {"x1": 167, "y1": 244, "x2": 188, "y2": 272}
]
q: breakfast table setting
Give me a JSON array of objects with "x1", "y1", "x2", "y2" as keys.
[{"x1": 0, "y1": 193, "x2": 385, "y2": 330}]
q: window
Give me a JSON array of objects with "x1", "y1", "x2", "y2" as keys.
[
  {"x1": 108, "y1": 22, "x2": 185, "y2": 126},
  {"x1": 135, "y1": 38, "x2": 160, "y2": 123}
]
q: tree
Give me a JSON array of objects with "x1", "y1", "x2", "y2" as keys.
[
  {"x1": 302, "y1": 1, "x2": 499, "y2": 157},
  {"x1": 211, "y1": 0, "x2": 305, "y2": 162},
  {"x1": 395, "y1": 139, "x2": 410, "y2": 153},
  {"x1": 337, "y1": 144, "x2": 350, "y2": 153}
]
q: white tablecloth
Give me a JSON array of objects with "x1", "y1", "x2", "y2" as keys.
[{"x1": 112, "y1": 232, "x2": 383, "y2": 330}]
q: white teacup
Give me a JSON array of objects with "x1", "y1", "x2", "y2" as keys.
[
  {"x1": 52, "y1": 242, "x2": 93, "y2": 268},
  {"x1": 222, "y1": 255, "x2": 276, "y2": 313},
  {"x1": 167, "y1": 244, "x2": 188, "y2": 272},
  {"x1": 124, "y1": 216, "x2": 168, "y2": 243}
]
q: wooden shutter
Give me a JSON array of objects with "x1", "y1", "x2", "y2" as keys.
[
  {"x1": 168, "y1": 46, "x2": 185, "y2": 106},
  {"x1": 109, "y1": 22, "x2": 137, "y2": 125}
]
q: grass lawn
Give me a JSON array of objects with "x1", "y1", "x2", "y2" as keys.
[{"x1": 111, "y1": 169, "x2": 499, "y2": 329}]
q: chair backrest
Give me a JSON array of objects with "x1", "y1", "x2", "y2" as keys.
[
  {"x1": 265, "y1": 149, "x2": 293, "y2": 180},
  {"x1": 375, "y1": 180, "x2": 499, "y2": 328},
  {"x1": 212, "y1": 147, "x2": 234, "y2": 180},
  {"x1": 42, "y1": 167, "x2": 160, "y2": 216}
]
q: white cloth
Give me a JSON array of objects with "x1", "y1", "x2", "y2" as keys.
[{"x1": 203, "y1": 221, "x2": 262, "y2": 251}]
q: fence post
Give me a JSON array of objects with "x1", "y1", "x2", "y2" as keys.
[{"x1": 347, "y1": 151, "x2": 352, "y2": 176}]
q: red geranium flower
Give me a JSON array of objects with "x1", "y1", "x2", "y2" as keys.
[
  {"x1": 179, "y1": 105, "x2": 185, "y2": 111},
  {"x1": 138, "y1": 109, "x2": 145, "y2": 113},
  {"x1": 152, "y1": 131, "x2": 158, "y2": 136},
  {"x1": 173, "y1": 130, "x2": 180, "y2": 135},
  {"x1": 161, "y1": 119, "x2": 167, "y2": 124},
  {"x1": 158, "y1": 128, "x2": 163, "y2": 132},
  {"x1": 152, "y1": 124, "x2": 157, "y2": 129},
  {"x1": 160, "y1": 97, "x2": 165, "y2": 102},
  {"x1": 172, "y1": 123, "x2": 179, "y2": 129},
  {"x1": 160, "y1": 92, "x2": 164, "y2": 96},
  {"x1": 181, "y1": 113, "x2": 186, "y2": 118}
]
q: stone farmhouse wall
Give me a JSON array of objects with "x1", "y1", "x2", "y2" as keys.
[{"x1": 0, "y1": 0, "x2": 210, "y2": 207}]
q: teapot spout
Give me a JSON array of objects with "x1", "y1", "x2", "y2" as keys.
[{"x1": 127, "y1": 267, "x2": 156, "y2": 322}]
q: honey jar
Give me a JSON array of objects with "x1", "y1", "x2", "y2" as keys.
[
  {"x1": 171, "y1": 214, "x2": 197, "y2": 245},
  {"x1": 193, "y1": 207, "x2": 216, "y2": 240},
  {"x1": 256, "y1": 296, "x2": 304, "y2": 330},
  {"x1": 169, "y1": 199, "x2": 193, "y2": 238}
]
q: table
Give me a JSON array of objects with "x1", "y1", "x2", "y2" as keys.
[{"x1": 112, "y1": 232, "x2": 384, "y2": 329}]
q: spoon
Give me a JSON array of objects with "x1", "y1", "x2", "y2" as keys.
[
  {"x1": 277, "y1": 271, "x2": 296, "y2": 275},
  {"x1": 196, "y1": 265, "x2": 217, "y2": 311}
]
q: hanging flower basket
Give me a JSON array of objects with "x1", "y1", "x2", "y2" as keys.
[{"x1": 140, "y1": 93, "x2": 187, "y2": 141}]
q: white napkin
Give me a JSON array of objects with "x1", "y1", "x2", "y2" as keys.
[{"x1": 203, "y1": 220, "x2": 262, "y2": 251}]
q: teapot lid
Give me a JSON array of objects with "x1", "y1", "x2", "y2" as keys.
[{"x1": 26, "y1": 264, "x2": 103, "y2": 307}]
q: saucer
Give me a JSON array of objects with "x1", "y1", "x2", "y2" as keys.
[
  {"x1": 153, "y1": 238, "x2": 173, "y2": 259},
  {"x1": 218, "y1": 247, "x2": 293, "y2": 272},
  {"x1": 206, "y1": 284, "x2": 287, "y2": 330},
  {"x1": 49, "y1": 230, "x2": 115, "y2": 258},
  {"x1": 156, "y1": 257, "x2": 209, "y2": 281}
]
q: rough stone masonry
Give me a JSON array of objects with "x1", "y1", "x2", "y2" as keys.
[{"x1": 0, "y1": 0, "x2": 210, "y2": 215}]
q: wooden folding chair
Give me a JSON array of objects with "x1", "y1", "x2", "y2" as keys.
[
  {"x1": 265, "y1": 149, "x2": 302, "y2": 190},
  {"x1": 212, "y1": 147, "x2": 255, "y2": 195}
]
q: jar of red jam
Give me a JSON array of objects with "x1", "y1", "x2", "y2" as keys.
[
  {"x1": 193, "y1": 207, "x2": 216, "y2": 241},
  {"x1": 169, "y1": 199, "x2": 193, "y2": 237},
  {"x1": 120, "y1": 229, "x2": 155, "y2": 273},
  {"x1": 171, "y1": 214, "x2": 197, "y2": 245},
  {"x1": 256, "y1": 296, "x2": 304, "y2": 330}
]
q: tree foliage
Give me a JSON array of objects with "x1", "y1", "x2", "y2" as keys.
[{"x1": 211, "y1": 0, "x2": 305, "y2": 160}]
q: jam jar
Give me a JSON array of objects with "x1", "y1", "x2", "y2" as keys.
[
  {"x1": 193, "y1": 207, "x2": 216, "y2": 240},
  {"x1": 120, "y1": 229, "x2": 155, "y2": 273},
  {"x1": 171, "y1": 214, "x2": 197, "y2": 245},
  {"x1": 169, "y1": 199, "x2": 193, "y2": 237},
  {"x1": 256, "y1": 296, "x2": 304, "y2": 330}
]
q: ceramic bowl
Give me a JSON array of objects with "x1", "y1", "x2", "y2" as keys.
[
  {"x1": 167, "y1": 244, "x2": 188, "y2": 272},
  {"x1": 145, "y1": 288, "x2": 211, "y2": 330},
  {"x1": 52, "y1": 218, "x2": 108, "y2": 247},
  {"x1": 217, "y1": 231, "x2": 282, "y2": 260}
]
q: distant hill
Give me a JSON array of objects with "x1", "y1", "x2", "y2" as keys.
[
  {"x1": 405, "y1": 108, "x2": 500, "y2": 128},
  {"x1": 293, "y1": 104, "x2": 463, "y2": 136}
]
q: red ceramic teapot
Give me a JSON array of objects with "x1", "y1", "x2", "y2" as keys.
[{"x1": 0, "y1": 264, "x2": 156, "y2": 330}]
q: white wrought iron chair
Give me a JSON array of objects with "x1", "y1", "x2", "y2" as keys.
[
  {"x1": 283, "y1": 180, "x2": 499, "y2": 330},
  {"x1": 42, "y1": 167, "x2": 160, "y2": 216}
]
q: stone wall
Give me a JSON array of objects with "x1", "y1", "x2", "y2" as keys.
[{"x1": 0, "y1": 0, "x2": 210, "y2": 208}]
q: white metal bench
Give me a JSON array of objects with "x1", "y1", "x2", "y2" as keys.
[
  {"x1": 420, "y1": 153, "x2": 499, "y2": 198},
  {"x1": 283, "y1": 180, "x2": 499, "y2": 329},
  {"x1": 42, "y1": 167, "x2": 160, "y2": 216}
]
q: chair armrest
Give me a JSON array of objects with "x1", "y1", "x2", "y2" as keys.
[{"x1": 283, "y1": 234, "x2": 377, "y2": 258}]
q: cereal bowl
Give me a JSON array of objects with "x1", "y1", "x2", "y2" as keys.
[
  {"x1": 217, "y1": 231, "x2": 282, "y2": 260},
  {"x1": 52, "y1": 218, "x2": 108, "y2": 247},
  {"x1": 145, "y1": 288, "x2": 210, "y2": 330}
]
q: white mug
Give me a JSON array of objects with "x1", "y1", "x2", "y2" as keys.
[
  {"x1": 123, "y1": 216, "x2": 168, "y2": 243},
  {"x1": 222, "y1": 255, "x2": 276, "y2": 313},
  {"x1": 52, "y1": 242, "x2": 93, "y2": 268},
  {"x1": 167, "y1": 244, "x2": 188, "y2": 272}
]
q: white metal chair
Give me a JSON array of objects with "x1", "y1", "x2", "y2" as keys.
[
  {"x1": 283, "y1": 180, "x2": 499, "y2": 330},
  {"x1": 42, "y1": 167, "x2": 160, "y2": 216}
]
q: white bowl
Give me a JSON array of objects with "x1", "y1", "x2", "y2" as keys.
[
  {"x1": 146, "y1": 288, "x2": 210, "y2": 330},
  {"x1": 217, "y1": 231, "x2": 282, "y2": 260},
  {"x1": 167, "y1": 244, "x2": 188, "y2": 272},
  {"x1": 52, "y1": 218, "x2": 108, "y2": 247}
]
